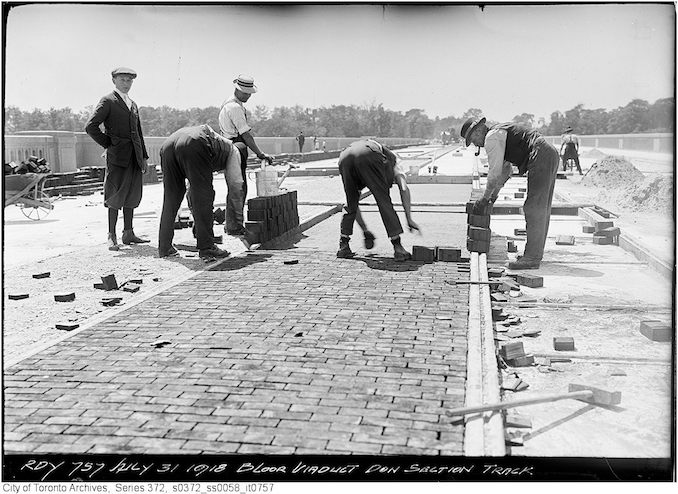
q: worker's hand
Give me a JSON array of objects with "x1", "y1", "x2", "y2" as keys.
[
  {"x1": 408, "y1": 219, "x2": 421, "y2": 234},
  {"x1": 473, "y1": 197, "x2": 489, "y2": 215},
  {"x1": 141, "y1": 159, "x2": 149, "y2": 174},
  {"x1": 258, "y1": 154, "x2": 274, "y2": 166}
]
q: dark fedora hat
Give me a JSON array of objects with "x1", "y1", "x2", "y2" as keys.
[{"x1": 461, "y1": 117, "x2": 486, "y2": 146}]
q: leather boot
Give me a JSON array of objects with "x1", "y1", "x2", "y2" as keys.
[{"x1": 107, "y1": 233, "x2": 119, "y2": 251}]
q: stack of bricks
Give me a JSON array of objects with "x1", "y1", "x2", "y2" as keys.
[
  {"x1": 466, "y1": 190, "x2": 492, "y2": 253},
  {"x1": 412, "y1": 246, "x2": 462, "y2": 263},
  {"x1": 245, "y1": 190, "x2": 300, "y2": 244}
]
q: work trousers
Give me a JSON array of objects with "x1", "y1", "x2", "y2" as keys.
[
  {"x1": 230, "y1": 138, "x2": 249, "y2": 199},
  {"x1": 338, "y1": 145, "x2": 403, "y2": 239},
  {"x1": 523, "y1": 140, "x2": 560, "y2": 261},
  {"x1": 158, "y1": 136, "x2": 216, "y2": 253},
  {"x1": 561, "y1": 151, "x2": 582, "y2": 174}
]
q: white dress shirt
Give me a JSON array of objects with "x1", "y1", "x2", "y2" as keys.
[
  {"x1": 219, "y1": 96, "x2": 251, "y2": 138},
  {"x1": 114, "y1": 88, "x2": 133, "y2": 110}
]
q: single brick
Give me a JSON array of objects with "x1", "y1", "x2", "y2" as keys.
[
  {"x1": 555, "y1": 235, "x2": 575, "y2": 245},
  {"x1": 122, "y1": 283, "x2": 140, "y2": 293},
  {"x1": 505, "y1": 413, "x2": 532, "y2": 429},
  {"x1": 507, "y1": 240, "x2": 518, "y2": 253},
  {"x1": 514, "y1": 228, "x2": 527, "y2": 236},
  {"x1": 128, "y1": 279, "x2": 143, "y2": 284},
  {"x1": 101, "y1": 274, "x2": 118, "y2": 291},
  {"x1": 412, "y1": 245, "x2": 436, "y2": 262},
  {"x1": 639, "y1": 320, "x2": 672, "y2": 342},
  {"x1": 32, "y1": 272, "x2": 50, "y2": 279},
  {"x1": 553, "y1": 337, "x2": 575, "y2": 351},
  {"x1": 56, "y1": 323, "x2": 79, "y2": 331},
  {"x1": 568, "y1": 383, "x2": 621, "y2": 406},
  {"x1": 500, "y1": 341, "x2": 525, "y2": 360},
  {"x1": 593, "y1": 235, "x2": 613, "y2": 245},
  {"x1": 436, "y1": 247, "x2": 461, "y2": 262},
  {"x1": 467, "y1": 214, "x2": 491, "y2": 228},
  {"x1": 8, "y1": 293, "x2": 29, "y2": 300},
  {"x1": 514, "y1": 192, "x2": 525, "y2": 198},
  {"x1": 518, "y1": 187, "x2": 527, "y2": 192},
  {"x1": 467, "y1": 226, "x2": 491, "y2": 242},
  {"x1": 466, "y1": 238, "x2": 490, "y2": 253},
  {"x1": 582, "y1": 225, "x2": 596, "y2": 234},
  {"x1": 598, "y1": 226, "x2": 621, "y2": 237},
  {"x1": 54, "y1": 293, "x2": 76, "y2": 302},
  {"x1": 93, "y1": 283, "x2": 106, "y2": 290},
  {"x1": 516, "y1": 273, "x2": 543, "y2": 288},
  {"x1": 506, "y1": 355, "x2": 535, "y2": 367},
  {"x1": 488, "y1": 267, "x2": 505, "y2": 278}
]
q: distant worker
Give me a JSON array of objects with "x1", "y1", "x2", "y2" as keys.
[
  {"x1": 337, "y1": 139, "x2": 419, "y2": 261},
  {"x1": 296, "y1": 131, "x2": 305, "y2": 153},
  {"x1": 218, "y1": 74, "x2": 273, "y2": 236},
  {"x1": 560, "y1": 126, "x2": 582, "y2": 175},
  {"x1": 462, "y1": 116, "x2": 559, "y2": 270},
  {"x1": 158, "y1": 125, "x2": 241, "y2": 259},
  {"x1": 85, "y1": 67, "x2": 150, "y2": 251}
]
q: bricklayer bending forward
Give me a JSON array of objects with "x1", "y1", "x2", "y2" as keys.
[
  {"x1": 158, "y1": 124, "x2": 241, "y2": 259},
  {"x1": 462, "y1": 116, "x2": 559, "y2": 270},
  {"x1": 337, "y1": 139, "x2": 419, "y2": 261}
]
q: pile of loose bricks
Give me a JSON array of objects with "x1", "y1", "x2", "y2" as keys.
[
  {"x1": 578, "y1": 206, "x2": 621, "y2": 245},
  {"x1": 245, "y1": 190, "x2": 300, "y2": 244},
  {"x1": 466, "y1": 189, "x2": 492, "y2": 253}
]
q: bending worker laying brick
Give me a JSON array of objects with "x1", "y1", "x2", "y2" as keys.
[
  {"x1": 337, "y1": 139, "x2": 419, "y2": 261},
  {"x1": 158, "y1": 124, "x2": 241, "y2": 259},
  {"x1": 461, "y1": 116, "x2": 559, "y2": 270}
]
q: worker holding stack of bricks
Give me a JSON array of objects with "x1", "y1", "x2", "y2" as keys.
[
  {"x1": 157, "y1": 124, "x2": 241, "y2": 259},
  {"x1": 461, "y1": 117, "x2": 559, "y2": 270},
  {"x1": 336, "y1": 139, "x2": 419, "y2": 261}
]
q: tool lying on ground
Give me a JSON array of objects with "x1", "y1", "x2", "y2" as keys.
[
  {"x1": 446, "y1": 384, "x2": 621, "y2": 417},
  {"x1": 445, "y1": 279, "x2": 502, "y2": 286}
]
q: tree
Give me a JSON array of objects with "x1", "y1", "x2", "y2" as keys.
[
  {"x1": 512, "y1": 113, "x2": 535, "y2": 127},
  {"x1": 462, "y1": 108, "x2": 484, "y2": 120}
]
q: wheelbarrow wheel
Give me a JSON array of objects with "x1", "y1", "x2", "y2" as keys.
[{"x1": 20, "y1": 192, "x2": 53, "y2": 220}]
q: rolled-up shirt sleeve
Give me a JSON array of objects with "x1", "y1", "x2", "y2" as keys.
[{"x1": 483, "y1": 129, "x2": 513, "y2": 200}]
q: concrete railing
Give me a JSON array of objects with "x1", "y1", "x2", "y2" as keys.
[
  {"x1": 4, "y1": 131, "x2": 427, "y2": 173},
  {"x1": 543, "y1": 133, "x2": 673, "y2": 154}
]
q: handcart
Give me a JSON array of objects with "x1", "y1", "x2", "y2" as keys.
[{"x1": 4, "y1": 172, "x2": 54, "y2": 220}]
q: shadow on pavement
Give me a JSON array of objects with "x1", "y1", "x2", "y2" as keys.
[
  {"x1": 211, "y1": 252, "x2": 274, "y2": 271},
  {"x1": 258, "y1": 231, "x2": 310, "y2": 250},
  {"x1": 533, "y1": 264, "x2": 604, "y2": 278},
  {"x1": 351, "y1": 254, "x2": 427, "y2": 272}
]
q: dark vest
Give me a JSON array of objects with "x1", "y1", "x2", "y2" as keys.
[{"x1": 492, "y1": 123, "x2": 543, "y2": 174}]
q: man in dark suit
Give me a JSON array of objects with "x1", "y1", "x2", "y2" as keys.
[{"x1": 85, "y1": 67, "x2": 150, "y2": 251}]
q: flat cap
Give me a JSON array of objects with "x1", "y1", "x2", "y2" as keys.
[{"x1": 111, "y1": 67, "x2": 137, "y2": 78}]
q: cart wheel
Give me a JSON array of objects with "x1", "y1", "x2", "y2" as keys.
[{"x1": 20, "y1": 192, "x2": 53, "y2": 220}]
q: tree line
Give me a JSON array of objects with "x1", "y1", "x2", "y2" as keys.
[{"x1": 5, "y1": 97, "x2": 673, "y2": 139}]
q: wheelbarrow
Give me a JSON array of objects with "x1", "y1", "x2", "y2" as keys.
[{"x1": 4, "y1": 172, "x2": 54, "y2": 220}]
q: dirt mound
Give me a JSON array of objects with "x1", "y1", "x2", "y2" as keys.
[
  {"x1": 582, "y1": 156, "x2": 673, "y2": 213},
  {"x1": 581, "y1": 148, "x2": 608, "y2": 159}
]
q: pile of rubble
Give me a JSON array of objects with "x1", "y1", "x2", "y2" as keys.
[{"x1": 582, "y1": 156, "x2": 672, "y2": 214}]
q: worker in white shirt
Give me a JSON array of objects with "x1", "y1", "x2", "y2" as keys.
[
  {"x1": 218, "y1": 74, "x2": 273, "y2": 236},
  {"x1": 461, "y1": 117, "x2": 559, "y2": 270},
  {"x1": 560, "y1": 126, "x2": 582, "y2": 174}
]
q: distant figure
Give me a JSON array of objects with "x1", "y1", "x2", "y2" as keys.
[
  {"x1": 560, "y1": 127, "x2": 582, "y2": 175},
  {"x1": 322, "y1": 141, "x2": 327, "y2": 153},
  {"x1": 85, "y1": 66, "x2": 150, "y2": 251},
  {"x1": 313, "y1": 136, "x2": 319, "y2": 150},
  {"x1": 296, "y1": 131, "x2": 305, "y2": 153},
  {"x1": 218, "y1": 74, "x2": 273, "y2": 236},
  {"x1": 336, "y1": 139, "x2": 419, "y2": 261}
]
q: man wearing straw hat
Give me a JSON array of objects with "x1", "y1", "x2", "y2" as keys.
[
  {"x1": 461, "y1": 116, "x2": 559, "y2": 270},
  {"x1": 219, "y1": 74, "x2": 273, "y2": 236}
]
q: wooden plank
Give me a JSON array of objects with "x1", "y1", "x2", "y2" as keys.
[{"x1": 578, "y1": 207, "x2": 614, "y2": 230}]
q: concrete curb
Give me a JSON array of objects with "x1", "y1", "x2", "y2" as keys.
[{"x1": 618, "y1": 233, "x2": 673, "y2": 280}]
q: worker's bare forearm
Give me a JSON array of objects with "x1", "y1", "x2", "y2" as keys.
[{"x1": 241, "y1": 131, "x2": 266, "y2": 158}]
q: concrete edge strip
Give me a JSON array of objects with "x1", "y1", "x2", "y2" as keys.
[
  {"x1": 618, "y1": 233, "x2": 673, "y2": 280},
  {"x1": 533, "y1": 353, "x2": 672, "y2": 364},
  {"x1": 479, "y1": 253, "x2": 506, "y2": 456},
  {"x1": 5, "y1": 194, "x2": 356, "y2": 369},
  {"x1": 463, "y1": 252, "x2": 485, "y2": 455}
]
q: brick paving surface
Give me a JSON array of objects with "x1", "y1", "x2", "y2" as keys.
[{"x1": 5, "y1": 205, "x2": 472, "y2": 455}]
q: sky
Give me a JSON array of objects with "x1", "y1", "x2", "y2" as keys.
[{"x1": 3, "y1": 2, "x2": 675, "y2": 122}]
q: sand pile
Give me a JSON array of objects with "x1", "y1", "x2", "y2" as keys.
[
  {"x1": 582, "y1": 156, "x2": 673, "y2": 214},
  {"x1": 581, "y1": 148, "x2": 608, "y2": 160}
]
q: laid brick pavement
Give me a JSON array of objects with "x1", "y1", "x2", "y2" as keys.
[{"x1": 5, "y1": 247, "x2": 470, "y2": 455}]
